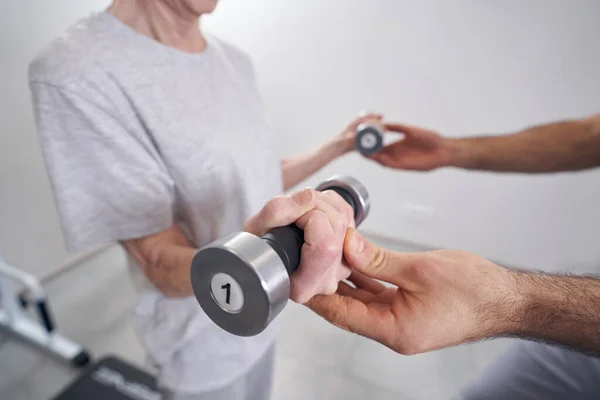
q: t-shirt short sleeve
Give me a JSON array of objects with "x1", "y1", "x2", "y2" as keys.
[{"x1": 30, "y1": 82, "x2": 175, "y2": 253}]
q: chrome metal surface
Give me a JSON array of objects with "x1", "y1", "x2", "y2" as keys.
[
  {"x1": 191, "y1": 232, "x2": 289, "y2": 336},
  {"x1": 317, "y1": 175, "x2": 371, "y2": 226},
  {"x1": 0, "y1": 310, "x2": 83, "y2": 362}
]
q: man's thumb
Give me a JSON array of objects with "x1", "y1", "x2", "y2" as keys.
[{"x1": 343, "y1": 229, "x2": 400, "y2": 284}]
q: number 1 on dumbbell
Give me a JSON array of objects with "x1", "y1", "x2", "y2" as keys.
[
  {"x1": 208, "y1": 273, "x2": 244, "y2": 314},
  {"x1": 221, "y1": 283, "x2": 231, "y2": 304}
]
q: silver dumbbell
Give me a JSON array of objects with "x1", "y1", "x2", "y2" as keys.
[
  {"x1": 190, "y1": 175, "x2": 370, "y2": 337},
  {"x1": 356, "y1": 123, "x2": 384, "y2": 156}
]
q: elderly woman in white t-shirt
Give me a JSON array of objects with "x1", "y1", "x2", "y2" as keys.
[{"x1": 29, "y1": 0, "x2": 378, "y2": 399}]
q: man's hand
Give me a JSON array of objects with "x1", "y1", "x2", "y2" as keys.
[
  {"x1": 306, "y1": 229, "x2": 518, "y2": 355},
  {"x1": 369, "y1": 122, "x2": 455, "y2": 171},
  {"x1": 244, "y1": 187, "x2": 355, "y2": 304},
  {"x1": 372, "y1": 114, "x2": 600, "y2": 173}
]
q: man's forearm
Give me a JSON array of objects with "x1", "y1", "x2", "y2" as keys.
[
  {"x1": 449, "y1": 114, "x2": 600, "y2": 173},
  {"x1": 504, "y1": 270, "x2": 600, "y2": 355},
  {"x1": 281, "y1": 137, "x2": 347, "y2": 191}
]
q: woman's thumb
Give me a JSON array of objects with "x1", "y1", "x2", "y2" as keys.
[{"x1": 343, "y1": 229, "x2": 400, "y2": 284}]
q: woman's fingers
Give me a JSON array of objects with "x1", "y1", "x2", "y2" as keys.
[
  {"x1": 246, "y1": 186, "x2": 354, "y2": 238},
  {"x1": 295, "y1": 198, "x2": 345, "y2": 236},
  {"x1": 355, "y1": 112, "x2": 384, "y2": 126},
  {"x1": 244, "y1": 188, "x2": 316, "y2": 236},
  {"x1": 319, "y1": 190, "x2": 355, "y2": 228},
  {"x1": 290, "y1": 208, "x2": 347, "y2": 303},
  {"x1": 246, "y1": 187, "x2": 357, "y2": 304},
  {"x1": 290, "y1": 191, "x2": 354, "y2": 303}
]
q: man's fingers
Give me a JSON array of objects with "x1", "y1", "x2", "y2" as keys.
[
  {"x1": 337, "y1": 281, "x2": 376, "y2": 302},
  {"x1": 384, "y1": 122, "x2": 419, "y2": 135},
  {"x1": 343, "y1": 229, "x2": 413, "y2": 287},
  {"x1": 384, "y1": 123, "x2": 441, "y2": 148},
  {"x1": 305, "y1": 293, "x2": 394, "y2": 344},
  {"x1": 368, "y1": 141, "x2": 410, "y2": 163},
  {"x1": 346, "y1": 271, "x2": 387, "y2": 294},
  {"x1": 342, "y1": 275, "x2": 396, "y2": 305},
  {"x1": 244, "y1": 188, "x2": 316, "y2": 236},
  {"x1": 369, "y1": 150, "x2": 401, "y2": 166}
]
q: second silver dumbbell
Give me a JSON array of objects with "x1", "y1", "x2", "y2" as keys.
[{"x1": 356, "y1": 122, "x2": 384, "y2": 156}]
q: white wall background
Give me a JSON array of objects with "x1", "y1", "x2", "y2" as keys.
[
  {"x1": 2, "y1": 0, "x2": 599, "y2": 277},
  {"x1": 205, "y1": 0, "x2": 600, "y2": 272},
  {"x1": 0, "y1": 0, "x2": 111, "y2": 276}
]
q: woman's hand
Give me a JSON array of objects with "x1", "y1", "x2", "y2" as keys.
[
  {"x1": 244, "y1": 187, "x2": 355, "y2": 304},
  {"x1": 280, "y1": 112, "x2": 383, "y2": 191}
]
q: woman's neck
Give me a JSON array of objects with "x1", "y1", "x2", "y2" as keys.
[{"x1": 108, "y1": 0, "x2": 207, "y2": 53}]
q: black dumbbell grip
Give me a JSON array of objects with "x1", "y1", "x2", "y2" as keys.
[{"x1": 262, "y1": 187, "x2": 357, "y2": 276}]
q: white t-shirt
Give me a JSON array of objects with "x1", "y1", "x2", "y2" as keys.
[{"x1": 29, "y1": 12, "x2": 282, "y2": 392}]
